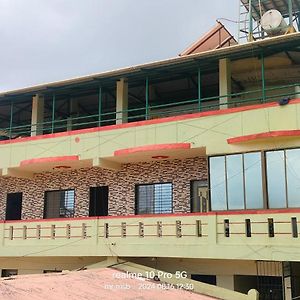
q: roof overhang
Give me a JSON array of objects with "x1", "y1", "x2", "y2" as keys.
[{"x1": 1, "y1": 32, "x2": 300, "y2": 99}]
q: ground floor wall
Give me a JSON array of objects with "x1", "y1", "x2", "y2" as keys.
[
  {"x1": 2, "y1": 256, "x2": 297, "y2": 299},
  {"x1": 0, "y1": 156, "x2": 207, "y2": 219}
]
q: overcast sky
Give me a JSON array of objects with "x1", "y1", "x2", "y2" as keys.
[{"x1": 0, "y1": 0, "x2": 238, "y2": 91}]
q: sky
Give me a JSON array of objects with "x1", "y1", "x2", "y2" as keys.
[{"x1": 0, "y1": 0, "x2": 238, "y2": 92}]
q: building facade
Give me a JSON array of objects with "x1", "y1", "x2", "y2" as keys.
[{"x1": 1, "y1": 18, "x2": 300, "y2": 299}]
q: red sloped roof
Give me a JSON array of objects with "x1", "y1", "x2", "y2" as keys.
[
  {"x1": 180, "y1": 21, "x2": 237, "y2": 56},
  {"x1": 0, "y1": 268, "x2": 217, "y2": 300}
]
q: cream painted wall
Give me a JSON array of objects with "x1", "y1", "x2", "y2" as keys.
[
  {"x1": 216, "y1": 275, "x2": 234, "y2": 290},
  {"x1": 0, "y1": 100, "x2": 300, "y2": 173}
]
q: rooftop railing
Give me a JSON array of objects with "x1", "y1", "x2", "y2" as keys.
[{"x1": 1, "y1": 83, "x2": 299, "y2": 140}]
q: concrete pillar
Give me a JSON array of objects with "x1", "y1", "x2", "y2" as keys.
[
  {"x1": 284, "y1": 277, "x2": 292, "y2": 300},
  {"x1": 216, "y1": 275, "x2": 234, "y2": 290},
  {"x1": 295, "y1": 86, "x2": 300, "y2": 99},
  {"x1": 67, "y1": 98, "x2": 79, "y2": 131},
  {"x1": 31, "y1": 94, "x2": 44, "y2": 136},
  {"x1": 219, "y1": 58, "x2": 231, "y2": 109},
  {"x1": 116, "y1": 78, "x2": 128, "y2": 124}
]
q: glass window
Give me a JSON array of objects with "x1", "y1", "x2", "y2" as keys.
[
  {"x1": 210, "y1": 152, "x2": 264, "y2": 211},
  {"x1": 226, "y1": 155, "x2": 244, "y2": 210},
  {"x1": 44, "y1": 190, "x2": 75, "y2": 219},
  {"x1": 286, "y1": 149, "x2": 300, "y2": 207},
  {"x1": 210, "y1": 156, "x2": 227, "y2": 210},
  {"x1": 136, "y1": 183, "x2": 172, "y2": 214},
  {"x1": 244, "y1": 152, "x2": 264, "y2": 209},
  {"x1": 266, "y1": 151, "x2": 287, "y2": 208}
]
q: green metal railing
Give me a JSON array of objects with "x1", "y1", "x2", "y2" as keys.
[{"x1": 1, "y1": 82, "x2": 299, "y2": 140}]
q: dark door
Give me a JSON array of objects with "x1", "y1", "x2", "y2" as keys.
[
  {"x1": 190, "y1": 180, "x2": 209, "y2": 213},
  {"x1": 89, "y1": 186, "x2": 108, "y2": 216},
  {"x1": 6, "y1": 193, "x2": 22, "y2": 220}
]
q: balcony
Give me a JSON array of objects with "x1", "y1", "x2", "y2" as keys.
[
  {"x1": 0, "y1": 95, "x2": 300, "y2": 178},
  {"x1": 2, "y1": 210, "x2": 300, "y2": 261}
]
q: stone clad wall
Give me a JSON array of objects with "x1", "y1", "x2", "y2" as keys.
[{"x1": 0, "y1": 157, "x2": 207, "y2": 220}]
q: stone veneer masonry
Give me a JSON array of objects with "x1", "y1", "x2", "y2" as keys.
[{"x1": 0, "y1": 157, "x2": 207, "y2": 220}]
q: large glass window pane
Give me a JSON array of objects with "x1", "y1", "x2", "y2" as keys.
[
  {"x1": 226, "y1": 154, "x2": 244, "y2": 210},
  {"x1": 286, "y1": 149, "x2": 300, "y2": 207},
  {"x1": 244, "y1": 152, "x2": 264, "y2": 209},
  {"x1": 266, "y1": 151, "x2": 287, "y2": 208},
  {"x1": 210, "y1": 156, "x2": 227, "y2": 210}
]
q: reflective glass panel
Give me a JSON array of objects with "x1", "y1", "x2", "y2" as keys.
[
  {"x1": 244, "y1": 152, "x2": 264, "y2": 209},
  {"x1": 226, "y1": 155, "x2": 244, "y2": 210},
  {"x1": 266, "y1": 151, "x2": 286, "y2": 208},
  {"x1": 210, "y1": 156, "x2": 227, "y2": 210}
]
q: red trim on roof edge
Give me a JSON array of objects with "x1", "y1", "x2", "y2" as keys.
[
  {"x1": 114, "y1": 143, "x2": 191, "y2": 156},
  {"x1": 1, "y1": 99, "x2": 300, "y2": 146},
  {"x1": 227, "y1": 130, "x2": 300, "y2": 144},
  {"x1": 1, "y1": 208, "x2": 300, "y2": 224},
  {"x1": 20, "y1": 155, "x2": 79, "y2": 166}
]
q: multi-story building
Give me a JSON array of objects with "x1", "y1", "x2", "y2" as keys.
[{"x1": 1, "y1": 1, "x2": 300, "y2": 299}]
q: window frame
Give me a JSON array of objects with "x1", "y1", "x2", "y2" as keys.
[
  {"x1": 135, "y1": 182, "x2": 173, "y2": 215},
  {"x1": 266, "y1": 147, "x2": 300, "y2": 209},
  {"x1": 43, "y1": 189, "x2": 76, "y2": 219},
  {"x1": 209, "y1": 151, "x2": 265, "y2": 211}
]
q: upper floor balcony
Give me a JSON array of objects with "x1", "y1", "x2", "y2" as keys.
[
  {"x1": 2, "y1": 209, "x2": 300, "y2": 262},
  {"x1": 0, "y1": 33, "x2": 300, "y2": 176}
]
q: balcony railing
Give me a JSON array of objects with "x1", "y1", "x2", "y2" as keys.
[
  {"x1": 1, "y1": 209, "x2": 300, "y2": 260},
  {"x1": 1, "y1": 83, "x2": 299, "y2": 139}
]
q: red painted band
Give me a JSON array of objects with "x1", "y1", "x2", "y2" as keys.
[
  {"x1": 20, "y1": 155, "x2": 79, "y2": 167},
  {"x1": 1, "y1": 99, "x2": 299, "y2": 146},
  {"x1": 114, "y1": 143, "x2": 191, "y2": 156},
  {"x1": 1, "y1": 208, "x2": 300, "y2": 224},
  {"x1": 227, "y1": 130, "x2": 300, "y2": 144}
]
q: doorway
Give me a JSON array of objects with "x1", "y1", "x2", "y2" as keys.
[
  {"x1": 6, "y1": 192, "x2": 22, "y2": 220},
  {"x1": 190, "y1": 180, "x2": 209, "y2": 213},
  {"x1": 89, "y1": 186, "x2": 109, "y2": 216}
]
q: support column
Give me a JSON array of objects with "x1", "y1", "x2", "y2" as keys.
[
  {"x1": 31, "y1": 94, "x2": 44, "y2": 136},
  {"x1": 116, "y1": 78, "x2": 128, "y2": 124},
  {"x1": 248, "y1": 0, "x2": 254, "y2": 42},
  {"x1": 216, "y1": 275, "x2": 234, "y2": 290},
  {"x1": 67, "y1": 98, "x2": 79, "y2": 131},
  {"x1": 287, "y1": 0, "x2": 294, "y2": 32},
  {"x1": 261, "y1": 53, "x2": 266, "y2": 103},
  {"x1": 219, "y1": 58, "x2": 231, "y2": 109},
  {"x1": 295, "y1": 86, "x2": 300, "y2": 99}
]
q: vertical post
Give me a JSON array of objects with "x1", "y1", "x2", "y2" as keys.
[
  {"x1": 219, "y1": 58, "x2": 231, "y2": 109},
  {"x1": 116, "y1": 78, "x2": 128, "y2": 124},
  {"x1": 197, "y1": 67, "x2": 201, "y2": 111},
  {"x1": 248, "y1": 0, "x2": 253, "y2": 42},
  {"x1": 31, "y1": 94, "x2": 44, "y2": 136},
  {"x1": 261, "y1": 52, "x2": 266, "y2": 103},
  {"x1": 296, "y1": 12, "x2": 300, "y2": 31},
  {"x1": 288, "y1": 0, "x2": 293, "y2": 30},
  {"x1": 9, "y1": 101, "x2": 14, "y2": 139},
  {"x1": 145, "y1": 77, "x2": 149, "y2": 120},
  {"x1": 98, "y1": 86, "x2": 102, "y2": 127},
  {"x1": 51, "y1": 94, "x2": 56, "y2": 133}
]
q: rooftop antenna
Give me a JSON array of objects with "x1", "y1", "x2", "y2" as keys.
[{"x1": 238, "y1": 0, "x2": 300, "y2": 43}]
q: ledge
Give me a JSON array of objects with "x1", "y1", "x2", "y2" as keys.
[
  {"x1": 114, "y1": 143, "x2": 191, "y2": 156},
  {"x1": 20, "y1": 155, "x2": 79, "y2": 167},
  {"x1": 227, "y1": 130, "x2": 300, "y2": 144},
  {"x1": 2, "y1": 208, "x2": 300, "y2": 223}
]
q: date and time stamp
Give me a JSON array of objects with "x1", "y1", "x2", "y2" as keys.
[{"x1": 104, "y1": 271, "x2": 194, "y2": 291}]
